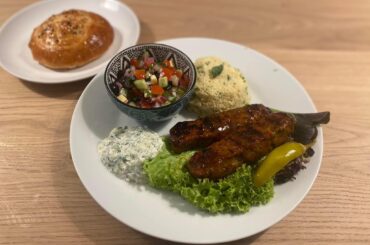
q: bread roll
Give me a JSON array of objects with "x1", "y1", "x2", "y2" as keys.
[{"x1": 29, "y1": 9, "x2": 114, "y2": 69}]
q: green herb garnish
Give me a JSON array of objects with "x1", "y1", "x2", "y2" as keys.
[{"x1": 210, "y1": 64, "x2": 224, "y2": 78}]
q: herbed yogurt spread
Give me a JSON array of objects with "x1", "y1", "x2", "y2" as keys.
[{"x1": 98, "y1": 126, "x2": 163, "y2": 184}]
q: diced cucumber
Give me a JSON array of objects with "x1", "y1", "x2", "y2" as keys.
[
  {"x1": 159, "y1": 76, "x2": 168, "y2": 87},
  {"x1": 134, "y1": 79, "x2": 148, "y2": 91}
]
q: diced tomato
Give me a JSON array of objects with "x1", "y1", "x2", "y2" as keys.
[
  {"x1": 162, "y1": 67, "x2": 175, "y2": 80},
  {"x1": 151, "y1": 85, "x2": 164, "y2": 95},
  {"x1": 139, "y1": 98, "x2": 155, "y2": 108},
  {"x1": 163, "y1": 60, "x2": 172, "y2": 67},
  {"x1": 130, "y1": 58, "x2": 138, "y2": 67},
  {"x1": 134, "y1": 69, "x2": 146, "y2": 79}
]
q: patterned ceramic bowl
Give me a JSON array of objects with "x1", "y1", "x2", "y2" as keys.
[{"x1": 104, "y1": 43, "x2": 196, "y2": 121}]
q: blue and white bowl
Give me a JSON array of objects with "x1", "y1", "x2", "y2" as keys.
[{"x1": 104, "y1": 43, "x2": 196, "y2": 121}]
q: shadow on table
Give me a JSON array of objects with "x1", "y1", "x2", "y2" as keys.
[{"x1": 19, "y1": 77, "x2": 91, "y2": 100}]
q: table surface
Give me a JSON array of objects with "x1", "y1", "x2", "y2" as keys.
[{"x1": 1, "y1": 0, "x2": 369, "y2": 244}]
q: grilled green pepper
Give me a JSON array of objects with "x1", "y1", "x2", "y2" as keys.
[{"x1": 254, "y1": 142, "x2": 305, "y2": 187}]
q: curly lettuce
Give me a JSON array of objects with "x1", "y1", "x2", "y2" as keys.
[{"x1": 143, "y1": 145, "x2": 274, "y2": 213}]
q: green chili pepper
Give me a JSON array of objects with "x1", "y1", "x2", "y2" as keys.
[{"x1": 254, "y1": 142, "x2": 305, "y2": 187}]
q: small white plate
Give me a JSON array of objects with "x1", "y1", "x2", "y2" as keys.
[
  {"x1": 0, "y1": 0, "x2": 140, "y2": 83},
  {"x1": 70, "y1": 38, "x2": 323, "y2": 244}
]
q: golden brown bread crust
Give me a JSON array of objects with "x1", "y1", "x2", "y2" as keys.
[{"x1": 28, "y1": 9, "x2": 114, "y2": 69}]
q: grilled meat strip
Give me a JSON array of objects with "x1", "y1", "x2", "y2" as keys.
[
  {"x1": 169, "y1": 104, "x2": 273, "y2": 153},
  {"x1": 187, "y1": 110, "x2": 295, "y2": 180}
]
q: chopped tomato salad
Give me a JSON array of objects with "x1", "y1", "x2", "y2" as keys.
[{"x1": 110, "y1": 50, "x2": 190, "y2": 108}]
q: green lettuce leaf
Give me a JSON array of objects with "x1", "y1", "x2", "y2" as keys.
[{"x1": 143, "y1": 145, "x2": 274, "y2": 213}]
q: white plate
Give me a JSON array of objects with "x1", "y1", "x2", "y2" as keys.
[
  {"x1": 0, "y1": 0, "x2": 140, "y2": 83},
  {"x1": 70, "y1": 38, "x2": 323, "y2": 244}
]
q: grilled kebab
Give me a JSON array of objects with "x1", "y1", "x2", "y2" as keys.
[{"x1": 169, "y1": 104, "x2": 328, "y2": 180}]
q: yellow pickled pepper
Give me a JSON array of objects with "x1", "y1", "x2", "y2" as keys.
[{"x1": 254, "y1": 142, "x2": 306, "y2": 187}]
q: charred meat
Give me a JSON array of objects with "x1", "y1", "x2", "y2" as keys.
[
  {"x1": 169, "y1": 104, "x2": 330, "y2": 180},
  {"x1": 169, "y1": 104, "x2": 275, "y2": 153},
  {"x1": 187, "y1": 111, "x2": 295, "y2": 180}
]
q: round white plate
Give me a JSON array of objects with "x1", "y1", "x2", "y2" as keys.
[
  {"x1": 0, "y1": 0, "x2": 140, "y2": 83},
  {"x1": 70, "y1": 38, "x2": 323, "y2": 244}
]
